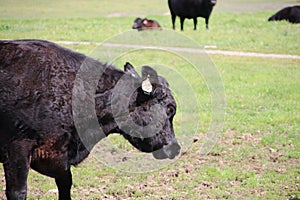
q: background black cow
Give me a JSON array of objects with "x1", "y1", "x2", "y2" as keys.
[
  {"x1": 0, "y1": 40, "x2": 180, "y2": 200},
  {"x1": 168, "y1": 0, "x2": 217, "y2": 30},
  {"x1": 268, "y1": 5, "x2": 300, "y2": 24}
]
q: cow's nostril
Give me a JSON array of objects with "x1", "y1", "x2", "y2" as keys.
[{"x1": 165, "y1": 141, "x2": 181, "y2": 159}]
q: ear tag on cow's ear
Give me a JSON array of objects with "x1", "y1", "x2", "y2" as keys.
[{"x1": 142, "y1": 75, "x2": 152, "y2": 95}]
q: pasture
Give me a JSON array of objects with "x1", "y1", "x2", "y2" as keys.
[{"x1": 0, "y1": 0, "x2": 299, "y2": 199}]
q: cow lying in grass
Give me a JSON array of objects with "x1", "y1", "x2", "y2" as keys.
[
  {"x1": 0, "y1": 39, "x2": 180, "y2": 200},
  {"x1": 132, "y1": 17, "x2": 162, "y2": 31},
  {"x1": 268, "y1": 5, "x2": 300, "y2": 24}
]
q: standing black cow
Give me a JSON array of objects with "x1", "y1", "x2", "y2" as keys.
[
  {"x1": 168, "y1": 0, "x2": 217, "y2": 30},
  {"x1": 268, "y1": 5, "x2": 300, "y2": 24},
  {"x1": 0, "y1": 39, "x2": 180, "y2": 200}
]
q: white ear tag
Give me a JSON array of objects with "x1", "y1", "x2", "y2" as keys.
[{"x1": 142, "y1": 75, "x2": 152, "y2": 95}]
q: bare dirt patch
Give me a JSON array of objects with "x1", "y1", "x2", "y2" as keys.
[{"x1": 0, "y1": 130, "x2": 299, "y2": 199}]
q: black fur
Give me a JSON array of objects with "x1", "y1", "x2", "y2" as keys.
[
  {"x1": 0, "y1": 40, "x2": 180, "y2": 200},
  {"x1": 268, "y1": 6, "x2": 300, "y2": 23},
  {"x1": 168, "y1": 0, "x2": 217, "y2": 30}
]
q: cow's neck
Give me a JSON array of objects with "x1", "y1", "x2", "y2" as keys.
[
  {"x1": 94, "y1": 66, "x2": 125, "y2": 136},
  {"x1": 71, "y1": 66, "x2": 125, "y2": 159}
]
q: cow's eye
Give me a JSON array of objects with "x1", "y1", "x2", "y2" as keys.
[{"x1": 167, "y1": 105, "x2": 176, "y2": 117}]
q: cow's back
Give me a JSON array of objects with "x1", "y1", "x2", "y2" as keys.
[
  {"x1": 290, "y1": 6, "x2": 300, "y2": 23},
  {"x1": 269, "y1": 6, "x2": 300, "y2": 23},
  {"x1": 0, "y1": 40, "x2": 86, "y2": 147}
]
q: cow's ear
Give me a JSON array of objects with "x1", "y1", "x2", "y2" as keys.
[
  {"x1": 141, "y1": 66, "x2": 158, "y2": 95},
  {"x1": 124, "y1": 62, "x2": 140, "y2": 78}
]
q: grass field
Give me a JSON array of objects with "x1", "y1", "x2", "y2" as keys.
[{"x1": 0, "y1": 0, "x2": 299, "y2": 199}]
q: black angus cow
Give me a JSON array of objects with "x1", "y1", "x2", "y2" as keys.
[
  {"x1": 132, "y1": 17, "x2": 162, "y2": 31},
  {"x1": 168, "y1": 0, "x2": 217, "y2": 30},
  {"x1": 268, "y1": 5, "x2": 300, "y2": 24},
  {"x1": 0, "y1": 39, "x2": 180, "y2": 200}
]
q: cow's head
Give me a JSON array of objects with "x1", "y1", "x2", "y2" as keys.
[
  {"x1": 112, "y1": 62, "x2": 180, "y2": 159},
  {"x1": 268, "y1": 16, "x2": 275, "y2": 21},
  {"x1": 132, "y1": 17, "x2": 143, "y2": 31}
]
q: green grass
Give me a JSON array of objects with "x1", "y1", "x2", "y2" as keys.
[
  {"x1": 1, "y1": 13, "x2": 299, "y2": 55},
  {"x1": 1, "y1": 54, "x2": 298, "y2": 199},
  {"x1": 0, "y1": 0, "x2": 296, "y2": 19},
  {"x1": 0, "y1": 0, "x2": 169, "y2": 19},
  {"x1": 215, "y1": 56, "x2": 300, "y2": 133},
  {"x1": 0, "y1": 0, "x2": 300, "y2": 199}
]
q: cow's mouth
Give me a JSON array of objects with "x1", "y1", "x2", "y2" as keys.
[{"x1": 152, "y1": 141, "x2": 181, "y2": 159}]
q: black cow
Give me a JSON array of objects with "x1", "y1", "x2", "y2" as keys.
[
  {"x1": 268, "y1": 5, "x2": 300, "y2": 24},
  {"x1": 0, "y1": 39, "x2": 180, "y2": 200},
  {"x1": 132, "y1": 17, "x2": 162, "y2": 31},
  {"x1": 168, "y1": 0, "x2": 217, "y2": 30}
]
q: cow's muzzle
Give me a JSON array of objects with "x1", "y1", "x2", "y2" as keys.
[{"x1": 152, "y1": 140, "x2": 181, "y2": 159}]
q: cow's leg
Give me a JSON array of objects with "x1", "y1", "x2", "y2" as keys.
[
  {"x1": 193, "y1": 17, "x2": 198, "y2": 30},
  {"x1": 55, "y1": 168, "x2": 72, "y2": 200},
  {"x1": 205, "y1": 17, "x2": 209, "y2": 29},
  {"x1": 171, "y1": 14, "x2": 176, "y2": 30},
  {"x1": 3, "y1": 140, "x2": 34, "y2": 200},
  {"x1": 180, "y1": 17, "x2": 185, "y2": 31}
]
